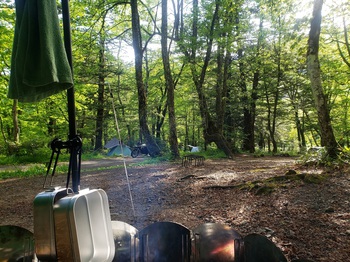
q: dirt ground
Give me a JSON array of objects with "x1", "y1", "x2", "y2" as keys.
[{"x1": 0, "y1": 154, "x2": 349, "y2": 261}]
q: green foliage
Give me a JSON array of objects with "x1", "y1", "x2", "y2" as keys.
[
  {"x1": 0, "y1": 163, "x2": 69, "y2": 180},
  {"x1": 200, "y1": 148, "x2": 227, "y2": 159},
  {"x1": 299, "y1": 147, "x2": 328, "y2": 165},
  {"x1": 338, "y1": 147, "x2": 350, "y2": 164},
  {"x1": 0, "y1": 145, "x2": 71, "y2": 166},
  {"x1": 1, "y1": 0, "x2": 350, "y2": 162},
  {"x1": 0, "y1": 164, "x2": 46, "y2": 180},
  {"x1": 299, "y1": 146, "x2": 350, "y2": 168},
  {"x1": 237, "y1": 170, "x2": 328, "y2": 195},
  {"x1": 0, "y1": 146, "x2": 48, "y2": 165},
  {"x1": 134, "y1": 155, "x2": 172, "y2": 166},
  {"x1": 80, "y1": 151, "x2": 107, "y2": 161},
  {"x1": 180, "y1": 147, "x2": 227, "y2": 159}
]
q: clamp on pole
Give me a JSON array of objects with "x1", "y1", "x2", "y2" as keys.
[{"x1": 43, "y1": 136, "x2": 82, "y2": 193}]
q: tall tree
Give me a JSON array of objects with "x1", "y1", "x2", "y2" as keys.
[
  {"x1": 161, "y1": 0, "x2": 180, "y2": 159},
  {"x1": 130, "y1": 0, "x2": 160, "y2": 156},
  {"x1": 239, "y1": 15, "x2": 262, "y2": 153},
  {"x1": 94, "y1": 10, "x2": 107, "y2": 151},
  {"x1": 182, "y1": 0, "x2": 233, "y2": 157},
  {"x1": 12, "y1": 99, "x2": 19, "y2": 143},
  {"x1": 267, "y1": 16, "x2": 283, "y2": 154},
  {"x1": 307, "y1": 0, "x2": 338, "y2": 158},
  {"x1": 0, "y1": 2, "x2": 18, "y2": 146}
]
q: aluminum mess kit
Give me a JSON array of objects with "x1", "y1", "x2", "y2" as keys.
[{"x1": 33, "y1": 187, "x2": 115, "y2": 261}]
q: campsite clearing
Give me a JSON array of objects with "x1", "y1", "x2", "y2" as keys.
[{"x1": 0, "y1": 155, "x2": 349, "y2": 261}]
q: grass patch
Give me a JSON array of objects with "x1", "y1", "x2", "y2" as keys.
[
  {"x1": 0, "y1": 164, "x2": 69, "y2": 180},
  {"x1": 180, "y1": 148, "x2": 227, "y2": 160},
  {"x1": 0, "y1": 154, "x2": 155, "y2": 180},
  {"x1": 0, "y1": 150, "x2": 70, "y2": 166},
  {"x1": 81, "y1": 151, "x2": 108, "y2": 161},
  {"x1": 81, "y1": 165, "x2": 125, "y2": 173}
]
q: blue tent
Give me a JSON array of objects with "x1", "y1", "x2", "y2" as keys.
[{"x1": 105, "y1": 138, "x2": 131, "y2": 156}]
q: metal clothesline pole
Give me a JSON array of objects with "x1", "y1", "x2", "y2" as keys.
[
  {"x1": 61, "y1": 0, "x2": 76, "y2": 136},
  {"x1": 61, "y1": 0, "x2": 81, "y2": 193}
]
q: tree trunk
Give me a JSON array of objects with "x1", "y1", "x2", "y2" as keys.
[
  {"x1": 0, "y1": 117, "x2": 8, "y2": 145},
  {"x1": 264, "y1": 81, "x2": 278, "y2": 153},
  {"x1": 271, "y1": 84, "x2": 279, "y2": 154},
  {"x1": 271, "y1": 19, "x2": 283, "y2": 154},
  {"x1": 94, "y1": 82, "x2": 105, "y2": 151},
  {"x1": 155, "y1": 103, "x2": 167, "y2": 139},
  {"x1": 130, "y1": 0, "x2": 160, "y2": 156},
  {"x1": 307, "y1": 0, "x2": 338, "y2": 158},
  {"x1": 238, "y1": 50, "x2": 252, "y2": 152},
  {"x1": 238, "y1": 17, "x2": 262, "y2": 153},
  {"x1": 48, "y1": 117, "x2": 56, "y2": 136},
  {"x1": 295, "y1": 111, "x2": 306, "y2": 152},
  {"x1": 12, "y1": 99, "x2": 19, "y2": 143},
  {"x1": 250, "y1": 72, "x2": 259, "y2": 150},
  {"x1": 240, "y1": 64, "x2": 259, "y2": 153},
  {"x1": 94, "y1": 30, "x2": 106, "y2": 152},
  {"x1": 187, "y1": 0, "x2": 233, "y2": 157},
  {"x1": 161, "y1": 0, "x2": 180, "y2": 159}
]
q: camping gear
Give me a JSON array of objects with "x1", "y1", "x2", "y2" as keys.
[
  {"x1": 244, "y1": 233, "x2": 287, "y2": 262},
  {"x1": 107, "y1": 144, "x2": 131, "y2": 156},
  {"x1": 43, "y1": 137, "x2": 82, "y2": 189},
  {"x1": 139, "y1": 222, "x2": 191, "y2": 262},
  {"x1": 54, "y1": 188, "x2": 115, "y2": 261},
  {"x1": 192, "y1": 223, "x2": 244, "y2": 262},
  {"x1": 8, "y1": 0, "x2": 73, "y2": 102},
  {"x1": 131, "y1": 144, "x2": 149, "y2": 158},
  {"x1": 5, "y1": 217, "x2": 293, "y2": 262},
  {"x1": 112, "y1": 221, "x2": 139, "y2": 262},
  {"x1": 61, "y1": 0, "x2": 81, "y2": 194},
  {"x1": 33, "y1": 187, "x2": 73, "y2": 260},
  {"x1": 8, "y1": 0, "x2": 81, "y2": 192},
  {"x1": 0, "y1": 225, "x2": 35, "y2": 261},
  {"x1": 34, "y1": 188, "x2": 115, "y2": 262},
  {"x1": 105, "y1": 137, "x2": 132, "y2": 156},
  {"x1": 105, "y1": 137, "x2": 121, "y2": 149},
  {"x1": 188, "y1": 145, "x2": 200, "y2": 152}
]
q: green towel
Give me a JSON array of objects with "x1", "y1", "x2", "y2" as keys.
[{"x1": 8, "y1": 0, "x2": 73, "y2": 102}]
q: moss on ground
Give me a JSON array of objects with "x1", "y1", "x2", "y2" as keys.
[{"x1": 236, "y1": 171, "x2": 328, "y2": 195}]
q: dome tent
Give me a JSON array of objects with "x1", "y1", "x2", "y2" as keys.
[{"x1": 105, "y1": 138, "x2": 131, "y2": 157}]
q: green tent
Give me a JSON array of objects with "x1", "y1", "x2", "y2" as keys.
[
  {"x1": 107, "y1": 144, "x2": 131, "y2": 156},
  {"x1": 105, "y1": 138, "x2": 131, "y2": 156}
]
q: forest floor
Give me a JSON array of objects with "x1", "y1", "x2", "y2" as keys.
[{"x1": 0, "y1": 154, "x2": 349, "y2": 261}]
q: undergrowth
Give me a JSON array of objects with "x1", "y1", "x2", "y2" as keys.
[
  {"x1": 0, "y1": 150, "x2": 111, "y2": 180},
  {"x1": 180, "y1": 148, "x2": 227, "y2": 159},
  {"x1": 238, "y1": 171, "x2": 329, "y2": 195},
  {"x1": 0, "y1": 164, "x2": 68, "y2": 180},
  {"x1": 299, "y1": 146, "x2": 350, "y2": 168}
]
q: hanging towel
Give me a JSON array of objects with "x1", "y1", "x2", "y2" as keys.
[{"x1": 8, "y1": 0, "x2": 73, "y2": 102}]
